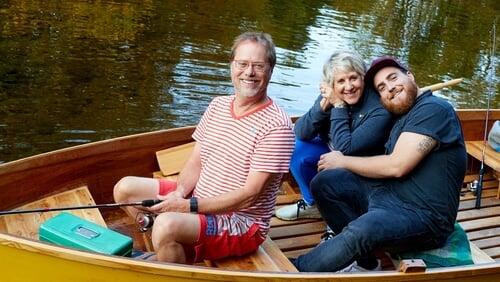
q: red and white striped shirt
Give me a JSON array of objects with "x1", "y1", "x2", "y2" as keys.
[{"x1": 192, "y1": 95, "x2": 295, "y2": 238}]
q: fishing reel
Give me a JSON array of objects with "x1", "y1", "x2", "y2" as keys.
[
  {"x1": 468, "y1": 179, "x2": 479, "y2": 195},
  {"x1": 136, "y1": 212, "x2": 155, "y2": 232}
]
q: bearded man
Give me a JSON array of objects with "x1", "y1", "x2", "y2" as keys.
[{"x1": 292, "y1": 56, "x2": 467, "y2": 272}]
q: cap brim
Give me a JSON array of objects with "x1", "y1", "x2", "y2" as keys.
[{"x1": 365, "y1": 57, "x2": 408, "y2": 89}]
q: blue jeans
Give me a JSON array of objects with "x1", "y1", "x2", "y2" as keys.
[
  {"x1": 289, "y1": 137, "x2": 329, "y2": 206},
  {"x1": 293, "y1": 169, "x2": 447, "y2": 272}
]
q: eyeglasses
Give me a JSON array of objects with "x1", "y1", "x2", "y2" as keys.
[{"x1": 233, "y1": 60, "x2": 268, "y2": 73}]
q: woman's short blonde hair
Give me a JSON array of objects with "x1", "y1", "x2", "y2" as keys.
[{"x1": 322, "y1": 52, "x2": 366, "y2": 86}]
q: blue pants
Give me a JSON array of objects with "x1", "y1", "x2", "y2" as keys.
[
  {"x1": 293, "y1": 169, "x2": 447, "y2": 272},
  {"x1": 289, "y1": 138, "x2": 330, "y2": 206}
]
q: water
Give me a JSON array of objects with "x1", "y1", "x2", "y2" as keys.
[{"x1": 0, "y1": 0, "x2": 498, "y2": 163}]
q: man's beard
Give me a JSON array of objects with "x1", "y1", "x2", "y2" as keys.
[{"x1": 381, "y1": 83, "x2": 418, "y2": 115}]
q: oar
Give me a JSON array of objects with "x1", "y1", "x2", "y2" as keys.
[
  {"x1": 419, "y1": 78, "x2": 463, "y2": 92},
  {"x1": 0, "y1": 199, "x2": 162, "y2": 216}
]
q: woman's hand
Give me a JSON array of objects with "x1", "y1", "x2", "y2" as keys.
[{"x1": 319, "y1": 82, "x2": 333, "y2": 111}]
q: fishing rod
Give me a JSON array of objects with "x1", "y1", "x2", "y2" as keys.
[
  {"x1": 475, "y1": 18, "x2": 497, "y2": 209},
  {"x1": 0, "y1": 199, "x2": 162, "y2": 216}
]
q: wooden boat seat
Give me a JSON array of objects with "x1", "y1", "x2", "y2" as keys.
[
  {"x1": 465, "y1": 141, "x2": 500, "y2": 199},
  {"x1": 209, "y1": 236, "x2": 298, "y2": 272},
  {"x1": 0, "y1": 186, "x2": 106, "y2": 240},
  {"x1": 156, "y1": 142, "x2": 196, "y2": 176}
]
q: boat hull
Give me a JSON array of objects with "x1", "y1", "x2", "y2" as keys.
[{"x1": 0, "y1": 109, "x2": 499, "y2": 281}]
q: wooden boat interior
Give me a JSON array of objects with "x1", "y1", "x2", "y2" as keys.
[{"x1": 0, "y1": 109, "x2": 499, "y2": 278}]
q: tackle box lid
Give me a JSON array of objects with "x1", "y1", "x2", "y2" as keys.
[{"x1": 39, "y1": 212, "x2": 133, "y2": 257}]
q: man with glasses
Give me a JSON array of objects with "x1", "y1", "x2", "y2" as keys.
[{"x1": 113, "y1": 32, "x2": 295, "y2": 264}]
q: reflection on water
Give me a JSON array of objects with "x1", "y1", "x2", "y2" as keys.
[{"x1": 0, "y1": 0, "x2": 498, "y2": 163}]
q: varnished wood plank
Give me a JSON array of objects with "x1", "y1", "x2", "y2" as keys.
[
  {"x1": 283, "y1": 248, "x2": 313, "y2": 258},
  {"x1": 466, "y1": 141, "x2": 500, "y2": 171},
  {"x1": 275, "y1": 194, "x2": 302, "y2": 205},
  {"x1": 457, "y1": 206, "x2": 500, "y2": 222},
  {"x1": 470, "y1": 242, "x2": 496, "y2": 263},
  {"x1": 268, "y1": 221, "x2": 326, "y2": 240},
  {"x1": 213, "y1": 237, "x2": 298, "y2": 272},
  {"x1": 270, "y1": 217, "x2": 321, "y2": 228},
  {"x1": 460, "y1": 188, "x2": 497, "y2": 201},
  {"x1": 279, "y1": 181, "x2": 297, "y2": 196},
  {"x1": 484, "y1": 246, "x2": 500, "y2": 259},
  {"x1": 259, "y1": 237, "x2": 298, "y2": 272},
  {"x1": 468, "y1": 227, "x2": 500, "y2": 241},
  {"x1": 0, "y1": 186, "x2": 106, "y2": 240},
  {"x1": 274, "y1": 233, "x2": 322, "y2": 252},
  {"x1": 472, "y1": 236, "x2": 500, "y2": 249},
  {"x1": 459, "y1": 197, "x2": 500, "y2": 211},
  {"x1": 459, "y1": 216, "x2": 500, "y2": 232},
  {"x1": 463, "y1": 173, "x2": 495, "y2": 183},
  {"x1": 156, "y1": 142, "x2": 195, "y2": 176}
]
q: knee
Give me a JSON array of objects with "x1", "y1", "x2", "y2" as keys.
[
  {"x1": 113, "y1": 176, "x2": 138, "y2": 202},
  {"x1": 310, "y1": 169, "x2": 352, "y2": 200},
  {"x1": 151, "y1": 213, "x2": 182, "y2": 249}
]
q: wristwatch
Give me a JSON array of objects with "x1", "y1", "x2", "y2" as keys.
[
  {"x1": 334, "y1": 101, "x2": 347, "y2": 108},
  {"x1": 190, "y1": 197, "x2": 198, "y2": 213}
]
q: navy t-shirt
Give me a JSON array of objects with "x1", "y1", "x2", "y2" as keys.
[{"x1": 383, "y1": 91, "x2": 467, "y2": 234}]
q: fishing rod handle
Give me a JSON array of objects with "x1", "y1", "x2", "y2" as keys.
[{"x1": 141, "y1": 199, "x2": 162, "y2": 207}]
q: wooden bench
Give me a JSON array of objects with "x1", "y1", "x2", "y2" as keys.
[
  {"x1": 0, "y1": 186, "x2": 106, "y2": 240},
  {"x1": 465, "y1": 141, "x2": 500, "y2": 199},
  {"x1": 209, "y1": 236, "x2": 298, "y2": 272}
]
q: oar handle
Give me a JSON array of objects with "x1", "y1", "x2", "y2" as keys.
[{"x1": 420, "y1": 78, "x2": 463, "y2": 92}]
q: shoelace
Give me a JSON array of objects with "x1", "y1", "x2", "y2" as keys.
[
  {"x1": 320, "y1": 231, "x2": 336, "y2": 241},
  {"x1": 295, "y1": 199, "x2": 307, "y2": 219}
]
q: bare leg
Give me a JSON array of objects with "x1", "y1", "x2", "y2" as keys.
[
  {"x1": 113, "y1": 176, "x2": 160, "y2": 220},
  {"x1": 152, "y1": 212, "x2": 200, "y2": 263}
]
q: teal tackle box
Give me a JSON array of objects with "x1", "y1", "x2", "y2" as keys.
[{"x1": 39, "y1": 212, "x2": 133, "y2": 256}]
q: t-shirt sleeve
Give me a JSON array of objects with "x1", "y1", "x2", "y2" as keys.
[
  {"x1": 250, "y1": 125, "x2": 295, "y2": 173},
  {"x1": 403, "y1": 101, "x2": 462, "y2": 148}
]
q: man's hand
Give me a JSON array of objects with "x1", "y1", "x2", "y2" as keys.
[
  {"x1": 149, "y1": 191, "x2": 189, "y2": 214},
  {"x1": 317, "y1": 151, "x2": 345, "y2": 171}
]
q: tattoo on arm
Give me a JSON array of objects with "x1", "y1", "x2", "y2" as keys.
[{"x1": 417, "y1": 136, "x2": 436, "y2": 154}]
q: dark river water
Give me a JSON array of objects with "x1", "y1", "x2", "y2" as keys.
[{"x1": 0, "y1": 0, "x2": 499, "y2": 163}]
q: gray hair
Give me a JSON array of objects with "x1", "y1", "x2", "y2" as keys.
[
  {"x1": 322, "y1": 52, "x2": 366, "y2": 86},
  {"x1": 229, "y1": 32, "x2": 276, "y2": 68}
]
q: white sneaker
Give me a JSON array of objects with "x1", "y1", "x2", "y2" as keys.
[
  {"x1": 275, "y1": 199, "x2": 322, "y2": 220},
  {"x1": 337, "y1": 260, "x2": 382, "y2": 273},
  {"x1": 320, "y1": 231, "x2": 336, "y2": 243}
]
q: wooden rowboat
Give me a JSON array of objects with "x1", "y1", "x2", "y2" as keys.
[{"x1": 1, "y1": 109, "x2": 500, "y2": 281}]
